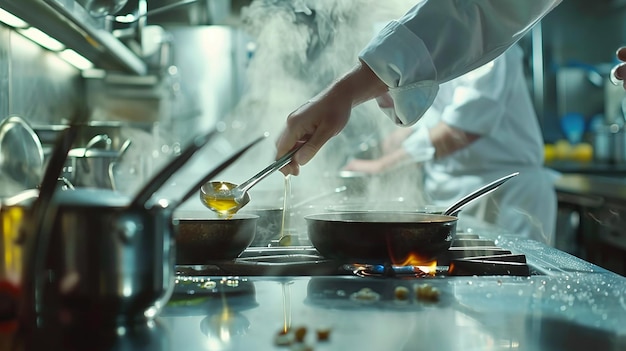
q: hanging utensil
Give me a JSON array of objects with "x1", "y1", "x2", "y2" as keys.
[
  {"x1": 199, "y1": 142, "x2": 305, "y2": 217},
  {"x1": 0, "y1": 116, "x2": 44, "y2": 192},
  {"x1": 108, "y1": 139, "x2": 132, "y2": 191}
]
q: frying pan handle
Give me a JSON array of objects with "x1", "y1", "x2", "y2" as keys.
[{"x1": 443, "y1": 172, "x2": 519, "y2": 216}]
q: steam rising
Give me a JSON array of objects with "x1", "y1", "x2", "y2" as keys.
[{"x1": 212, "y1": 0, "x2": 429, "y2": 208}]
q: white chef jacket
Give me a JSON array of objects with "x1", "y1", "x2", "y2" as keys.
[
  {"x1": 408, "y1": 45, "x2": 557, "y2": 244},
  {"x1": 359, "y1": 0, "x2": 562, "y2": 126}
]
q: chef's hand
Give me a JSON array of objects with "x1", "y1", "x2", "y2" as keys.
[
  {"x1": 612, "y1": 47, "x2": 626, "y2": 90},
  {"x1": 276, "y1": 60, "x2": 388, "y2": 176}
]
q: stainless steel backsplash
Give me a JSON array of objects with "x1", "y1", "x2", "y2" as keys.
[{"x1": 0, "y1": 25, "x2": 83, "y2": 126}]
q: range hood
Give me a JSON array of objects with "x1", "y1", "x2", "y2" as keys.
[{"x1": 0, "y1": 0, "x2": 147, "y2": 75}]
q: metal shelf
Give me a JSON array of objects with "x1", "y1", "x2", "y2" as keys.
[{"x1": 0, "y1": 0, "x2": 147, "y2": 75}]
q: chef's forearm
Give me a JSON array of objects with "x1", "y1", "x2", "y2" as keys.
[
  {"x1": 429, "y1": 122, "x2": 480, "y2": 159},
  {"x1": 330, "y1": 60, "x2": 388, "y2": 108}
]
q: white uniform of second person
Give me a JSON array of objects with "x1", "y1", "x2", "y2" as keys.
[{"x1": 401, "y1": 45, "x2": 558, "y2": 245}]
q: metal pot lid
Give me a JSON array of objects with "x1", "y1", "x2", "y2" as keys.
[{"x1": 0, "y1": 116, "x2": 44, "y2": 191}]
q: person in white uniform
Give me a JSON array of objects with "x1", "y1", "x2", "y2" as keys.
[
  {"x1": 343, "y1": 45, "x2": 557, "y2": 245},
  {"x1": 274, "y1": 0, "x2": 562, "y2": 235},
  {"x1": 275, "y1": 0, "x2": 562, "y2": 174}
]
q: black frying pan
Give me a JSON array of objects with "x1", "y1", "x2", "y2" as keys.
[
  {"x1": 305, "y1": 211, "x2": 457, "y2": 264},
  {"x1": 175, "y1": 213, "x2": 259, "y2": 264},
  {"x1": 304, "y1": 173, "x2": 520, "y2": 264}
]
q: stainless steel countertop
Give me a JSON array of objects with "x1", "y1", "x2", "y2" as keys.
[
  {"x1": 555, "y1": 173, "x2": 626, "y2": 204},
  {"x1": 7, "y1": 218, "x2": 626, "y2": 351},
  {"x1": 153, "y1": 219, "x2": 626, "y2": 351},
  {"x1": 156, "y1": 274, "x2": 626, "y2": 351}
]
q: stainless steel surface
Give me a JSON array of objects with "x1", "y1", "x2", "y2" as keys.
[
  {"x1": 443, "y1": 172, "x2": 519, "y2": 216},
  {"x1": 1, "y1": 0, "x2": 146, "y2": 74},
  {"x1": 111, "y1": 0, "x2": 200, "y2": 23},
  {"x1": 0, "y1": 116, "x2": 44, "y2": 193},
  {"x1": 137, "y1": 0, "x2": 235, "y2": 26},
  {"x1": 13, "y1": 216, "x2": 626, "y2": 350},
  {"x1": 65, "y1": 134, "x2": 131, "y2": 189},
  {"x1": 200, "y1": 142, "x2": 302, "y2": 215},
  {"x1": 555, "y1": 174, "x2": 626, "y2": 275},
  {"x1": 157, "y1": 218, "x2": 625, "y2": 351},
  {"x1": 109, "y1": 138, "x2": 132, "y2": 191},
  {"x1": 78, "y1": 0, "x2": 128, "y2": 17}
]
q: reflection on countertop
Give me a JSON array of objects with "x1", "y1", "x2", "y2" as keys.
[
  {"x1": 554, "y1": 172, "x2": 626, "y2": 203},
  {"x1": 547, "y1": 160, "x2": 626, "y2": 176}
]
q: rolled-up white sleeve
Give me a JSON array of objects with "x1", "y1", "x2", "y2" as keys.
[{"x1": 359, "y1": 0, "x2": 561, "y2": 126}]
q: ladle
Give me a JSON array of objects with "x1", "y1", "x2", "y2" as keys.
[
  {"x1": 130, "y1": 130, "x2": 269, "y2": 210},
  {"x1": 442, "y1": 172, "x2": 519, "y2": 216},
  {"x1": 130, "y1": 129, "x2": 219, "y2": 208},
  {"x1": 200, "y1": 142, "x2": 305, "y2": 216}
]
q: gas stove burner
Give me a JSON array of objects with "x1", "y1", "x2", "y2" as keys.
[{"x1": 346, "y1": 263, "x2": 443, "y2": 278}]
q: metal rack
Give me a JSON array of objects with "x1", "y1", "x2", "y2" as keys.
[{"x1": 0, "y1": 0, "x2": 147, "y2": 75}]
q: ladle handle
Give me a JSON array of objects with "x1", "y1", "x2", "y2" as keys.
[
  {"x1": 176, "y1": 134, "x2": 268, "y2": 206},
  {"x1": 237, "y1": 143, "x2": 305, "y2": 193},
  {"x1": 443, "y1": 172, "x2": 519, "y2": 216}
]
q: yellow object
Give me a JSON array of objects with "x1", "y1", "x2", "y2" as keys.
[
  {"x1": 571, "y1": 143, "x2": 593, "y2": 162},
  {"x1": 1, "y1": 205, "x2": 25, "y2": 285},
  {"x1": 554, "y1": 139, "x2": 573, "y2": 160},
  {"x1": 544, "y1": 144, "x2": 556, "y2": 162},
  {"x1": 545, "y1": 141, "x2": 593, "y2": 162}
]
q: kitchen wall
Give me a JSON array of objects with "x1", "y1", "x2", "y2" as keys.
[{"x1": 0, "y1": 24, "x2": 83, "y2": 126}]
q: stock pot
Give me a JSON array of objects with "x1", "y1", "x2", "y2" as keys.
[
  {"x1": 45, "y1": 188, "x2": 176, "y2": 325},
  {"x1": 20, "y1": 129, "x2": 267, "y2": 327}
]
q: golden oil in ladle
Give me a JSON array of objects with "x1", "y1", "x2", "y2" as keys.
[{"x1": 200, "y1": 181, "x2": 239, "y2": 219}]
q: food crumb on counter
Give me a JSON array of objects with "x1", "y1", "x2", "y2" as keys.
[
  {"x1": 274, "y1": 325, "x2": 333, "y2": 348},
  {"x1": 316, "y1": 327, "x2": 331, "y2": 341},
  {"x1": 274, "y1": 329, "x2": 293, "y2": 346},
  {"x1": 350, "y1": 287, "x2": 380, "y2": 302},
  {"x1": 415, "y1": 283, "x2": 440, "y2": 302},
  {"x1": 394, "y1": 286, "x2": 410, "y2": 301},
  {"x1": 293, "y1": 326, "x2": 307, "y2": 343}
]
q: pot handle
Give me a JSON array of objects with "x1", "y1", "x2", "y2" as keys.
[
  {"x1": 80, "y1": 134, "x2": 113, "y2": 173},
  {"x1": 108, "y1": 139, "x2": 132, "y2": 191}
]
